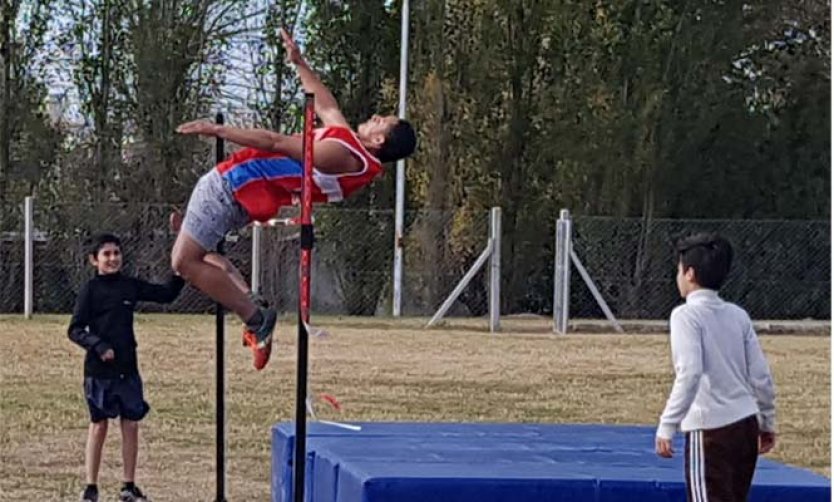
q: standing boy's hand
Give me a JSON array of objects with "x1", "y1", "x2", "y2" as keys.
[
  {"x1": 655, "y1": 436, "x2": 674, "y2": 458},
  {"x1": 759, "y1": 431, "x2": 776, "y2": 454},
  {"x1": 100, "y1": 349, "x2": 115, "y2": 361}
]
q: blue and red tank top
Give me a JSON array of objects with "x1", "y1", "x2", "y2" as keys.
[{"x1": 215, "y1": 126, "x2": 383, "y2": 222}]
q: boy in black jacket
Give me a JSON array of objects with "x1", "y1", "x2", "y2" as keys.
[{"x1": 68, "y1": 233, "x2": 184, "y2": 502}]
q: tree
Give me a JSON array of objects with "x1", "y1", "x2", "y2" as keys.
[
  {"x1": 124, "y1": 0, "x2": 251, "y2": 202},
  {"x1": 244, "y1": 0, "x2": 303, "y2": 132},
  {"x1": 0, "y1": 0, "x2": 62, "y2": 218},
  {"x1": 60, "y1": 0, "x2": 131, "y2": 202}
]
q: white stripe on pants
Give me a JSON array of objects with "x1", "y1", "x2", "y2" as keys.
[{"x1": 689, "y1": 430, "x2": 708, "y2": 502}]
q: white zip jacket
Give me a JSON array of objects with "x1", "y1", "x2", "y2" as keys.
[{"x1": 656, "y1": 289, "x2": 776, "y2": 440}]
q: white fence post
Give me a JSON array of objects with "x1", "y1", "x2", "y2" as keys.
[
  {"x1": 24, "y1": 196, "x2": 34, "y2": 319},
  {"x1": 489, "y1": 207, "x2": 501, "y2": 333},
  {"x1": 251, "y1": 223, "x2": 262, "y2": 295},
  {"x1": 393, "y1": 205, "x2": 404, "y2": 317},
  {"x1": 553, "y1": 209, "x2": 571, "y2": 334},
  {"x1": 392, "y1": 0, "x2": 410, "y2": 317}
]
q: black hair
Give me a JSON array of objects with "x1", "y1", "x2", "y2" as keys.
[
  {"x1": 377, "y1": 119, "x2": 417, "y2": 163},
  {"x1": 88, "y1": 233, "x2": 122, "y2": 258},
  {"x1": 676, "y1": 232, "x2": 733, "y2": 290}
]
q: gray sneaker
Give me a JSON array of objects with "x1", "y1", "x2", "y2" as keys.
[{"x1": 119, "y1": 485, "x2": 149, "y2": 502}]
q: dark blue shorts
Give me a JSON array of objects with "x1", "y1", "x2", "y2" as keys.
[{"x1": 83, "y1": 374, "x2": 150, "y2": 422}]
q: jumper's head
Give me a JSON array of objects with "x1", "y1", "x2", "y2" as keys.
[
  {"x1": 675, "y1": 233, "x2": 733, "y2": 298},
  {"x1": 357, "y1": 114, "x2": 417, "y2": 163},
  {"x1": 88, "y1": 233, "x2": 123, "y2": 275}
]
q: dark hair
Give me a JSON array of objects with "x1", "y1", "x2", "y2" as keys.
[
  {"x1": 88, "y1": 233, "x2": 122, "y2": 258},
  {"x1": 676, "y1": 233, "x2": 733, "y2": 290},
  {"x1": 377, "y1": 119, "x2": 417, "y2": 163}
]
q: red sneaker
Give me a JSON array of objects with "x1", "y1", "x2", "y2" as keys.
[
  {"x1": 243, "y1": 329, "x2": 272, "y2": 370},
  {"x1": 242, "y1": 308, "x2": 277, "y2": 370}
]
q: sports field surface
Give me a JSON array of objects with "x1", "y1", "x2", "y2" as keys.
[{"x1": 1, "y1": 315, "x2": 828, "y2": 500}]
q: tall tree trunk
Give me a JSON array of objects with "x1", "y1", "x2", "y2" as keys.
[
  {"x1": 0, "y1": 0, "x2": 14, "y2": 213},
  {"x1": 501, "y1": 4, "x2": 533, "y2": 313}
]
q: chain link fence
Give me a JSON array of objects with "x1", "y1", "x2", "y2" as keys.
[
  {"x1": 16, "y1": 202, "x2": 252, "y2": 313},
  {"x1": 251, "y1": 206, "x2": 490, "y2": 316},
  {"x1": 1, "y1": 198, "x2": 829, "y2": 320},
  {"x1": 1, "y1": 199, "x2": 493, "y2": 317},
  {"x1": 571, "y1": 217, "x2": 830, "y2": 320},
  {"x1": 0, "y1": 201, "x2": 25, "y2": 312}
]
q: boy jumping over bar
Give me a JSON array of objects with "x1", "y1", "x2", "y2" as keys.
[{"x1": 172, "y1": 29, "x2": 417, "y2": 370}]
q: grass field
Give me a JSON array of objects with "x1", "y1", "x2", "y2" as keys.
[{"x1": 0, "y1": 314, "x2": 829, "y2": 501}]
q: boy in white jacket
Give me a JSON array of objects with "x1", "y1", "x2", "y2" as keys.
[{"x1": 656, "y1": 233, "x2": 776, "y2": 502}]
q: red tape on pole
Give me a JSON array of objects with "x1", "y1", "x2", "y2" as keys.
[{"x1": 300, "y1": 93, "x2": 315, "y2": 323}]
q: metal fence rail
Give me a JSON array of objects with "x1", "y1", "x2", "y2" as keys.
[
  {"x1": 5, "y1": 200, "x2": 493, "y2": 317},
  {"x1": 3, "y1": 198, "x2": 829, "y2": 320}
]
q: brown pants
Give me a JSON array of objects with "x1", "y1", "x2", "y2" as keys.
[{"x1": 685, "y1": 415, "x2": 760, "y2": 502}]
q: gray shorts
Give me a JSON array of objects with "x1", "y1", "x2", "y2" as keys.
[{"x1": 182, "y1": 169, "x2": 250, "y2": 251}]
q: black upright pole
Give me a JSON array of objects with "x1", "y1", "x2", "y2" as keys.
[
  {"x1": 293, "y1": 320, "x2": 309, "y2": 502},
  {"x1": 293, "y1": 94, "x2": 315, "y2": 502},
  {"x1": 215, "y1": 112, "x2": 227, "y2": 502}
]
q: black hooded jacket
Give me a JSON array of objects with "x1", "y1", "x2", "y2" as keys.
[{"x1": 68, "y1": 272, "x2": 185, "y2": 378}]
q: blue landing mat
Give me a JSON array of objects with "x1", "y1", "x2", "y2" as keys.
[{"x1": 271, "y1": 422, "x2": 830, "y2": 502}]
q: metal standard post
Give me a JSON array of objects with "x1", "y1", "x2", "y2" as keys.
[
  {"x1": 488, "y1": 207, "x2": 501, "y2": 333},
  {"x1": 553, "y1": 209, "x2": 571, "y2": 334},
  {"x1": 427, "y1": 240, "x2": 494, "y2": 327},
  {"x1": 24, "y1": 196, "x2": 33, "y2": 319},
  {"x1": 214, "y1": 113, "x2": 227, "y2": 502},
  {"x1": 294, "y1": 93, "x2": 315, "y2": 502},
  {"x1": 251, "y1": 224, "x2": 262, "y2": 295},
  {"x1": 427, "y1": 208, "x2": 501, "y2": 329},
  {"x1": 570, "y1": 248, "x2": 624, "y2": 334},
  {"x1": 393, "y1": 0, "x2": 410, "y2": 317}
]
